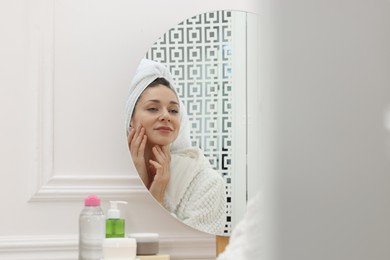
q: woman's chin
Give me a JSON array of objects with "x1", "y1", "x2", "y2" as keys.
[{"x1": 150, "y1": 139, "x2": 172, "y2": 147}]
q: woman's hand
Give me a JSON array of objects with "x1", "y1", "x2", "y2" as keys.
[
  {"x1": 128, "y1": 125, "x2": 150, "y2": 188},
  {"x1": 148, "y1": 145, "x2": 171, "y2": 204}
]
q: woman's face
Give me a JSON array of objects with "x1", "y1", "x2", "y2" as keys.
[{"x1": 131, "y1": 84, "x2": 180, "y2": 146}]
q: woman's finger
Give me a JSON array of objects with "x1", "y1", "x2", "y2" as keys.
[
  {"x1": 138, "y1": 134, "x2": 147, "y2": 157},
  {"x1": 127, "y1": 127, "x2": 135, "y2": 147},
  {"x1": 152, "y1": 146, "x2": 167, "y2": 163},
  {"x1": 162, "y1": 145, "x2": 170, "y2": 160},
  {"x1": 130, "y1": 126, "x2": 145, "y2": 155},
  {"x1": 133, "y1": 125, "x2": 144, "y2": 147},
  {"x1": 149, "y1": 160, "x2": 162, "y2": 171}
]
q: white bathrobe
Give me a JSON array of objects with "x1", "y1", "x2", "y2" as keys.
[{"x1": 164, "y1": 147, "x2": 226, "y2": 235}]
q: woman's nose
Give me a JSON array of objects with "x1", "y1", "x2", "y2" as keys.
[{"x1": 159, "y1": 109, "x2": 171, "y2": 121}]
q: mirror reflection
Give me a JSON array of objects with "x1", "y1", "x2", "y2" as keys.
[
  {"x1": 126, "y1": 10, "x2": 257, "y2": 236},
  {"x1": 126, "y1": 58, "x2": 226, "y2": 235}
]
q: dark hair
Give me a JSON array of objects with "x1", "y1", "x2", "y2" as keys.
[
  {"x1": 148, "y1": 77, "x2": 171, "y2": 88},
  {"x1": 130, "y1": 77, "x2": 176, "y2": 120}
]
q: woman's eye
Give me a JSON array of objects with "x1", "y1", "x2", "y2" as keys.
[
  {"x1": 169, "y1": 109, "x2": 179, "y2": 114},
  {"x1": 147, "y1": 107, "x2": 158, "y2": 112}
]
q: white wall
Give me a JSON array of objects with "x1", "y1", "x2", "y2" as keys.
[{"x1": 0, "y1": 0, "x2": 259, "y2": 259}]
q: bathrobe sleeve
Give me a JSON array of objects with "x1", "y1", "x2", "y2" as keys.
[
  {"x1": 177, "y1": 166, "x2": 226, "y2": 235},
  {"x1": 164, "y1": 148, "x2": 227, "y2": 235}
]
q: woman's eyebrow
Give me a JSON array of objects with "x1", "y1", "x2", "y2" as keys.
[{"x1": 145, "y1": 99, "x2": 179, "y2": 105}]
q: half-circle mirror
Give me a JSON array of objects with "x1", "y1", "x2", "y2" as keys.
[{"x1": 126, "y1": 10, "x2": 258, "y2": 236}]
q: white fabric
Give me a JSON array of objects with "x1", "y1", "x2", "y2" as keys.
[
  {"x1": 164, "y1": 147, "x2": 226, "y2": 235},
  {"x1": 217, "y1": 192, "x2": 262, "y2": 260},
  {"x1": 125, "y1": 58, "x2": 191, "y2": 152}
]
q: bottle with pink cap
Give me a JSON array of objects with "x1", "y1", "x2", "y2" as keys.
[{"x1": 79, "y1": 194, "x2": 106, "y2": 260}]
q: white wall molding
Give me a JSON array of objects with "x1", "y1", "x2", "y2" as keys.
[
  {"x1": 28, "y1": 0, "x2": 55, "y2": 195},
  {"x1": 29, "y1": 175, "x2": 146, "y2": 201},
  {"x1": 27, "y1": 0, "x2": 145, "y2": 202},
  {"x1": 0, "y1": 234, "x2": 216, "y2": 260},
  {"x1": 0, "y1": 235, "x2": 77, "y2": 260}
]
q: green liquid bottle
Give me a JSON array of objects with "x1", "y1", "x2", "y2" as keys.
[{"x1": 106, "y1": 201, "x2": 128, "y2": 238}]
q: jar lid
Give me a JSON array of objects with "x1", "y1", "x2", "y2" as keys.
[{"x1": 127, "y1": 233, "x2": 159, "y2": 242}]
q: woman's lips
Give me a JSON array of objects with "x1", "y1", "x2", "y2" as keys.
[{"x1": 155, "y1": 126, "x2": 172, "y2": 132}]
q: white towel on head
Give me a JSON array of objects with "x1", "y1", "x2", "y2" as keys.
[{"x1": 125, "y1": 58, "x2": 191, "y2": 152}]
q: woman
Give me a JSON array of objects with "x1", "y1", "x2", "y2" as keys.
[{"x1": 125, "y1": 59, "x2": 226, "y2": 235}]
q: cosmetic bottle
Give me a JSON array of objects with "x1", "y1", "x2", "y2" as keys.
[
  {"x1": 79, "y1": 194, "x2": 106, "y2": 260},
  {"x1": 106, "y1": 201, "x2": 128, "y2": 238}
]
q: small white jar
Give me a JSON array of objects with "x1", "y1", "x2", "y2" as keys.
[{"x1": 102, "y1": 237, "x2": 137, "y2": 260}]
